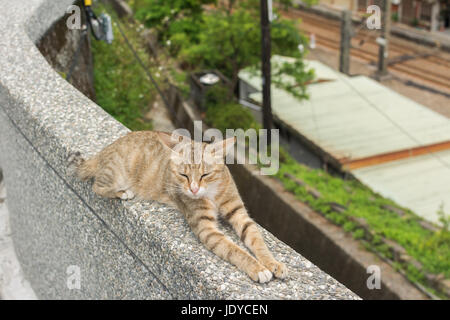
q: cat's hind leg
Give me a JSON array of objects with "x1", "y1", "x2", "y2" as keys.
[
  {"x1": 117, "y1": 189, "x2": 135, "y2": 200},
  {"x1": 92, "y1": 183, "x2": 135, "y2": 200},
  {"x1": 92, "y1": 169, "x2": 134, "y2": 200},
  {"x1": 92, "y1": 181, "x2": 123, "y2": 199}
]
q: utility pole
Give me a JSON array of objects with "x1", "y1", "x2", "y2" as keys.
[
  {"x1": 377, "y1": 0, "x2": 391, "y2": 77},
  {"x1": 260, "y1": 0, "x2": 273, "y2": 145},
  {"x1": 339, "y1": 10, "x2": 352, "y2": 75}
]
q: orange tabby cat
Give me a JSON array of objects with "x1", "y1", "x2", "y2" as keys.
[{"x1": 68, "y1": 131, "x2": 287, "y2": 283}]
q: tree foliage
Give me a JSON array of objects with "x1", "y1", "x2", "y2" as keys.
[
  {"x1": 135, "y1": 0, "x2": 215, "y2": 30},
  {"x1": 176, "y1": 8, "x2": 261, "y2": 87},
  {"x1": 135, "y1": 0, "x2": 315, "y2": 100}
]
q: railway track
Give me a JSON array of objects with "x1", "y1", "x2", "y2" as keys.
[
  {"x1": 312, "y1": 33, "x2": 450, "y2": 88},
  {"x1": 281, "y1": 8, "x2": 450, "y2": 93}
]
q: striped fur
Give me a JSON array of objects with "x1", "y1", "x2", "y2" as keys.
[{"x1": 70, "y1": 131, "x2": 287, "y2": 283}]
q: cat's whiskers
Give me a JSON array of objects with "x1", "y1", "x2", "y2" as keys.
[{"x1": 163, "y1": 181, "x2": 185, "y2": 194}]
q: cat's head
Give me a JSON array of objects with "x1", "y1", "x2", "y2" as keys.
[{"x1": 158, "y1": 132, "x2": 235, "y2": 199}]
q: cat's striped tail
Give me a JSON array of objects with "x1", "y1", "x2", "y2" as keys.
[{"x1": 67, "y1": 152, "x2": 98, "y2": 181}]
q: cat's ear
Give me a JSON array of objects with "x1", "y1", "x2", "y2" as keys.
[
  {"x1": 157, "y1": 131, "x2": 191, "y2": 164},
  {"x1": 205, "y1": 137, "x2": 236, "y2": 163},
  {"x1": 157, "y1": 131, "x2": 180, "y2": 149}
]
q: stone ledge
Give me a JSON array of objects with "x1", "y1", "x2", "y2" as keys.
[{"x1": 0, "y1": 0, "x2": 358, "y2": 299}]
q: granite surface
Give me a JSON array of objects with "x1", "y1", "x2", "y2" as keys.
[{"x1": 0, "y1": 0, "x2": 359, "y2": 299}]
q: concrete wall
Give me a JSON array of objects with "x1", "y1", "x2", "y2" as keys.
[{"x1": 0, "y1": 0, "x2": 357, "y2": 299}]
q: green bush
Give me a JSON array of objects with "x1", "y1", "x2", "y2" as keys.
[
  {"x1": 204, "y1": 85, "x2": 233, "y2": 108},
  {"x1": 203, "y1": 84, "x2": 260, "y2": 133},
  {"x1": 135, "y1": 1, "x2": 313, "y2": 98},
  {"x1": 352, "y1": 229, "x2": 365, "y2": 240},
  {"x1": 205, "y1": 102, "x2": 260, "y2": 134}
]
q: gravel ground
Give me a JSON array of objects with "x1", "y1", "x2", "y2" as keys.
[{"x1": 307, "y1": 46, "x2": 450, "y2": 119}]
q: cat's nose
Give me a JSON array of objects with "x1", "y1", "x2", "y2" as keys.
[
  {"x1": 191, "y1": 187, "x2": 199, "y2": 194},
  {"x1": 190, "y1": 183, "x2": 199, "y2": 194}
]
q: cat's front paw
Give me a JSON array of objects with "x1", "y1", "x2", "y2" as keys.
[
  {"x1": 248, "y1": 264, "x2": 273, "y2": 283},
  {"x1": 257, "y1": 269, "x2": 273, "y2": 283},
  {"x1": 266, "y1": 260, "x2": 288, "y2": 279}
]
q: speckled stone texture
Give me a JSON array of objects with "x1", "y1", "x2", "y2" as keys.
[{"x1": 0, "y1": 0, "x2": 358, "y2": 299}]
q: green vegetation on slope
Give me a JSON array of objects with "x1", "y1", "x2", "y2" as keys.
[
  {"x1": 276, "y1": 153, "x2": 450, "y2": 280},
  {"x1": 91, "y1": 4, "x2": 154, "y2": 131}
]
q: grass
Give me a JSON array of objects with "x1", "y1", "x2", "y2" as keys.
[
  {"x1": 91, "y1": 3, "x2": 154, "y2": 131},
  {"x1": 275, "y1": 150, "x2": 450, "y2": 296}
]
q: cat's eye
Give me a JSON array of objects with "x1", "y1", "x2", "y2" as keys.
[
  {"x1": 179, "y1": 173, "x2": 189, "y2": 180},
  {"x1": 200, "y1": 173, "x2": 210, "y2": 180}
]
